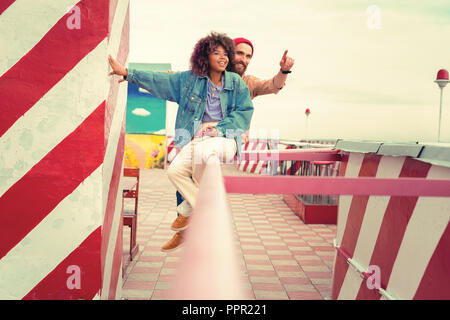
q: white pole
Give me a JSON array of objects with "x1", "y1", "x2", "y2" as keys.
[
  {"x1": 305, "y1": 116, "x2": 309, "y2": 140},
  {"x1": 438, "y1": 87, "x2": 443, "y2": 143}
]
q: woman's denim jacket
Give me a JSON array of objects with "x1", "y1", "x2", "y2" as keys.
[{"x1": 126, "y1": 69, "x2": 254, "y2": 158}]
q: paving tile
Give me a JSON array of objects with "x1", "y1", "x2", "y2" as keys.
[
  {"x1": 246, "y1": 264, "x2": 275, "y2": 271},
  {"x1": 245, "y1": 259, "x2": 272, "y2": 265},
  {"x1": 276, "y1": 271, "x2": 306, "y2": 277},
  {"x1": 138, "y1": 255, "x2": 165, "y2": 262},
  {"x1": 268, "y1": 255, "x2": 296, "y2": 260},
  {"x1": 151, "y1": 289, "x2": 171, "y2": 300},
  {"x1": 304, "y1": 271, "x2": 332, "y2": 279},
  {"x1": 283, "y1": 284, "x2": 317, "y2": 292},
  {"x1": 160, "y1": 268, "x2": 176, "y2": 275},
  {"x1": 135, "y1": 261, "x2": 164, "y2": 268},
  {"x1": 242, "y1": 249, "x2": 267, "y2": 255},
  {"x1": 310, "y1": 278, "x2": 333, "y2": 285},
  {"x1": 294, "y1": 255, "x2": 322, "y2": 261},
  {"x1": 158, "y1": 274, "x2": 175, "y2": 282},
  {"x1": 130, "y1": 267, "x2": 160, "y2": 274},
  {"x1": 252, "y1": 283, "x2": 284, "y2": 291},
  {"x1": 244, "y1": 254, "x2": 270, "y2": 260},
  {"x1": 123, "y1": 281, "x2": 156, "y2": 290},
  {"x1": 279, "y1": 277, "x2": 311, "y2": 285},
  {"x1": 247, "y1": 270, "x2": 278, "y2": 277},
  {"x1": 287, "y1": 291, "x2": 323, "y2": 300},
  {"x1": 249, "y1": 276, "x2": 281, "y2": 284},
  {"x1": 122, "y1": 289, "x2": 153, "y2": 299},
  {"x1": 297, "y1": 259, "x2": 328, "y2": 266},
  {"x1": 126, "y1": 273, "x2": 159, "y2": 281},
  {"x1": 253, "y1": 290, "x2": 289, "y2": 300},
  {"x1": 266, "y1": 250, "x2": 292, "y2": 256},
  {"x1": 271, "y1": 260, "x2": 299, "y2": 266},
  {"x1": 301, "y1": 265, "x2": 331, "y2": 272},
  {"x1": 264, "y1": 245, "x2": 290, "y2": 250},
  {"x1": 155, "y1": 281, "x2": 171, "y2": 290}
]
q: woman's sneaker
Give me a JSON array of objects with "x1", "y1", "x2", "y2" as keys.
[
  {"x1": 171, "y1": 215, "x2": 190, "y2": 231},
  {"x1": 161, "y1": 232, "x2": 184, "y2": 252}
]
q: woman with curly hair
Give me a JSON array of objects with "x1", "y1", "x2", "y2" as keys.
[{"x1": 108, "y1": 32, "x2": 253, "y2": 251}]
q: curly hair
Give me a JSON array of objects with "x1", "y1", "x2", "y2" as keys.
[{"x1": 190, "y1": 32, "x2": 235, "y2": 77}]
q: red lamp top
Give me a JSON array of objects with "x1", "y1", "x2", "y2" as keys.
[
  {"x1": 436, "y1": 69, "x2": 449, "y2": 81},
  {"x1": 305, "y1": 108, "x2": 310, "y2": 115}
]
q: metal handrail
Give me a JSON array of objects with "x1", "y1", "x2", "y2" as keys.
[{"x1": 167, "y1": 155, "x2": 249, "y2": 300}]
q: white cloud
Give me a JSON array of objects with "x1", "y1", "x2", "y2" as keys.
[
  {"x1": 138, "y1": 87, "x2": 152, "y2": 94},
  {"x1": 131, "y1": 108, "x2": 150, "y2": 117},
  {"x1": 151, "y1": 129, "x2": 166, "y2": 135}
]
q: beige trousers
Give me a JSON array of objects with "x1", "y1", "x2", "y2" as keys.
[{"x1": 167, "y1": 121, "x2": 237, "y2": 217}]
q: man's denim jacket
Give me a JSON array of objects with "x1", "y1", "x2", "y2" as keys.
[{"x1": 126, "y1": 69, "x2": 254, "y2": 158}]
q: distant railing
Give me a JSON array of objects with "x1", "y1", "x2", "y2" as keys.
[{"x1": 227, "y1": 150, "x2": 450, "y2": 197}]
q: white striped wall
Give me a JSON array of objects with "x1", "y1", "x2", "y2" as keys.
[
  {"x1": 338, "y1": 156, "x2": 405, "y2": 299},
  {"x1": 0, "y1": 166, "x2": 103, "y2": 299},
  {"x1": 0, "y1": 0, "x2": 80, "y2": 77},
  {"x1": 387, "y1": 164, "x2": 450, "y2": 299},
  {"x1": 0, "y1": 39, "x2": 108, "y2": 196}
]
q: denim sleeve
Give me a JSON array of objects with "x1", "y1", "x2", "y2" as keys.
[
  {"x1": 126, "y1": 69, "x2": 183, "y2": 103},
  {"x1": 215, "y1": 77, "x2": 254, "y2": 138}
]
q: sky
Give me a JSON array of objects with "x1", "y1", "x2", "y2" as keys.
[{"x1": 128, "y1": 0, "x2": 450, "y2": 143}]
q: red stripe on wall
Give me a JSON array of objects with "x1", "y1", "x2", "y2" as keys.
[
  {"x1": 101, "y1": 109, "x2": 126, "y2": 284},
  {"x1": 0, "y1": 102, "x2": 105, "y2": 260},
  {"x1": 0, "y1": 0, "x2": 108, "y2": 138},
  {"x1": 414, "y1": 222, "x2": 450, "y2": 299},
  {"x1": 105, "y1": 4, "x2": 129, "y2": 151},
  {"x1": 0, "y1": 0, "x2": 15, "y2": 15},
  {"x1": 107, "y1": 114, "x2": 127, "y2": 299},
  {"x1": 23, "y1": 227, "x2": 101, "y2": 300},
  {"x1": 356, "y1": 157, "x2": 431, "y2": 300},
  {"x1": 108, "y1": 0, "x2": 120, "y2": 40},
  {"x1": 331, "y1": 154, "x2": 381, "y2": 299},
  {"x1": 108, "y1": 198, "x2": 124, "y2": 300}
]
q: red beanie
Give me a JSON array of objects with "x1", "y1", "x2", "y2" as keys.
[{"x1": 233, "y1": 37, "x2": 254, "y2": 56}]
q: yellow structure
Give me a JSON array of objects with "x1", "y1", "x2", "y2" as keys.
[{"x1": 124, "y1": 134, "x2": 166, "y2": 169}]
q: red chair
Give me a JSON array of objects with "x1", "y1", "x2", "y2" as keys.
[{"x1": 123, "y1": 168, "x2": 139, "y2": 262}]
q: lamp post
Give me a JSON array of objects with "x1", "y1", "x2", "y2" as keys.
[
  {"x1": 434, "y1": 69, "x2": 449, "y2": 142},
  {"x1": 305, "y1": 108, "x2": 311, "y2": 140}
]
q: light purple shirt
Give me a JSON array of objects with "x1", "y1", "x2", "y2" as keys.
[{"x1": 202, "y1": 74, "x2": 224, "y2": 122}]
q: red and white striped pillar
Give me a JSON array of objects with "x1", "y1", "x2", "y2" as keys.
[
  {"x1": 0, "y1": 0, "x2": 129, "y2": 300},
  {"x1": 332, "y1": 152, "x2": 450, "y2": 299}
]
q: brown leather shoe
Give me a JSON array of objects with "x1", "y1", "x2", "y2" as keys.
[
  {"x1": 171, "y1": 215, "x2": 190, "y2": 231},
  {"x1": 161, "y1": 232, "x2": 184, "y2": 252}
]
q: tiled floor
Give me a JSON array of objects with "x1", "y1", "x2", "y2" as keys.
[{"x1": 121, "y1": 167, "x2": 336, "y2": 300}]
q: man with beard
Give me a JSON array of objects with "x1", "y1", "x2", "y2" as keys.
[{"x1": 232, "y1": 37, "x2": 294, "y2": 143}]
